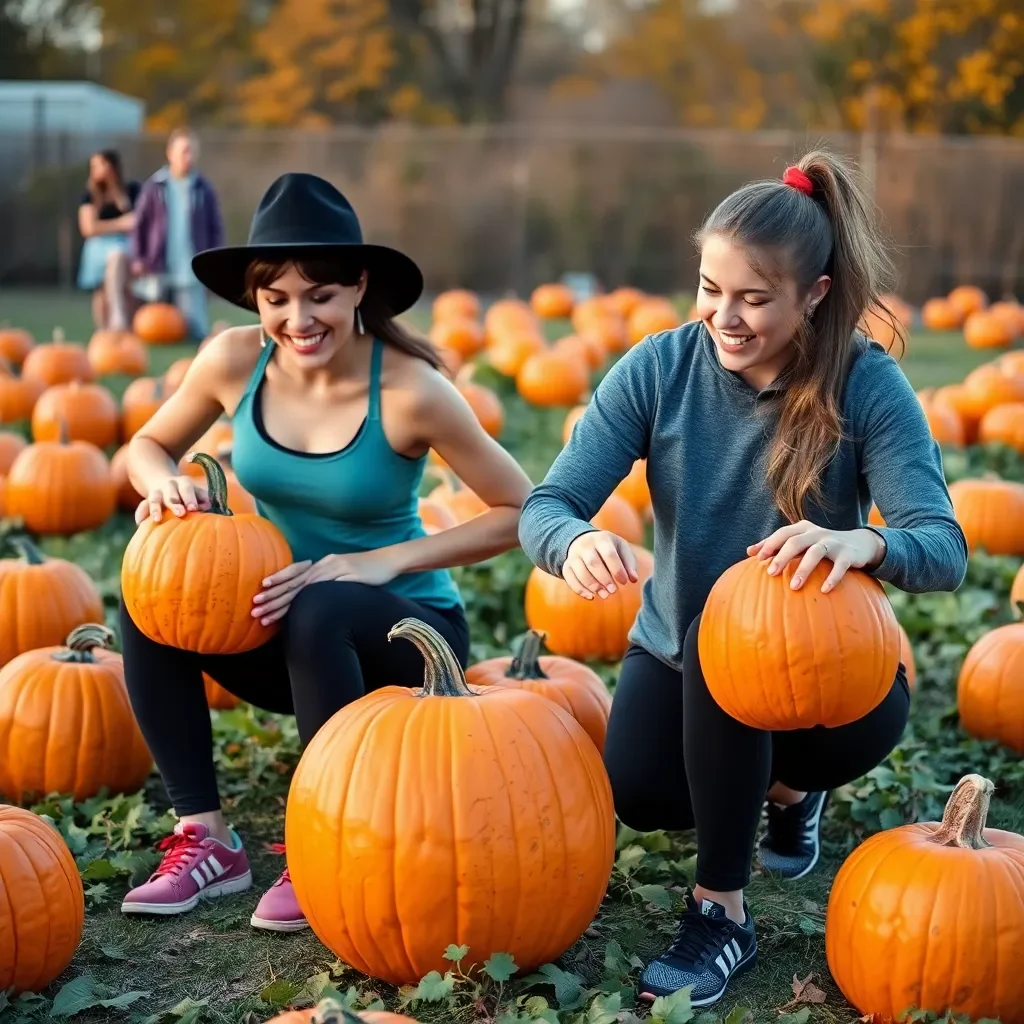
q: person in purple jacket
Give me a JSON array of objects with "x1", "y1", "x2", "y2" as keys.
[{"x1": 127, "y1": 128, "x2": 225, "y2": 340}]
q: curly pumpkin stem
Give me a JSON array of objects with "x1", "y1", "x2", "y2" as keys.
[
  {"x1": 187, "y1": 451, "x2": 231, "y2": 516},
  {"x1": 929, "y1": 773, "x2": 994, "y2": 850},
  {"x1": 7, "y1": 534, "x2": 46, "y2": 564},
  {"x1": 388, "y1": 617, "x2": 475, "y2": 698},
  {"x1": 508, "y1": 629, "x2": 549, "y2": 680},
  {"x1": 52, "y1": 624, "x2": 115, "y2": 663}
]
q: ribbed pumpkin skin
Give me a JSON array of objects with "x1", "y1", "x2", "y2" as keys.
[
  {"x1": 948, "y1": 479, "x2": 1024, "y2": 555},
  {"x1": 825, "y1": 776, "x2": 1024, "y2": 1022},
  {"x1": 286, "y1": 625, "x2": 615, "y2": 987},
  {"x1": 0, "y1": 546, "x2": 103, "y2": 670},
  {"x1": 524, "y1": 545, "x2": 653, "y2": 662},
  {"x1": 957, "y1": 622, "x2": 1024, "y2": 753},
  {"x1": 698, "y1": 557, "x2": 900, "y2": 730},
  {"x1": 121, "y1": 509, "x2": 292, "y2": 654},
  {"x1": 465, "y1": 633, "x2": 612, "y2": 752},
  {"x1": 0, "y1": 630, "x2": 152, "y2": 803},
  {"x1": 0, "y1": 804, "x2": 85, "y2": 994}
]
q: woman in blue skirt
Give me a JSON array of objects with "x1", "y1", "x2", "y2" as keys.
[{"x1": 77, "y1": 149, "x2": 141, "y2": 331}]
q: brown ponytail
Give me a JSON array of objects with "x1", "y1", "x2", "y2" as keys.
[{"x1": 696, "y1": 149, "x2": 903, "y2": 523}]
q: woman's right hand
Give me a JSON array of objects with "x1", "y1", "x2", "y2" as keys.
[
  {"x1": 563, "y1": 530, "x2": 639, "y2": 600},
  {"x1": 135, "y1": 475, "x2": 212, "y2": 524}
]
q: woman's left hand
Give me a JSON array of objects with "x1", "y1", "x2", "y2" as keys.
[{"x1": 747, "y1": 521, "x2": 886, "y2": 593}]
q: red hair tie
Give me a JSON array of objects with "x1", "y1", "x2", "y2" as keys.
[{"x1": 782, "y1": 166, "x2": 814, "y2": 196}]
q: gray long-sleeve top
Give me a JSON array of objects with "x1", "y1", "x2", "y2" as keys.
[{"x1": 518, "y1": 323, "x2": 969, "y2": 670}]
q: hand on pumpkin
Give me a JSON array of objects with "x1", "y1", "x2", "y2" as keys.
[
  {"x1": 748, "y1": 521, "x2": 887, "y2": 593},
  {"x1": 135, "y1": 475, "x2": 212, "y2": 524},
  {"x1": 252, "y1": 551, "x2": 401, "y2": 625},
  {"x1": 563, "y1": 530, "x2": 640, "y2": 601}
]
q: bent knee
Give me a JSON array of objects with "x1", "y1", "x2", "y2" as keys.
[
  {"x1": 605, "y1": 761, "x2": 687, "y2": 835},
  {"x1": 285, "y1": 581, "x2": 368, "y2": 642}
]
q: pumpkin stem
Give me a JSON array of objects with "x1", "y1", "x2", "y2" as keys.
[
  {"x1": 507, "y1": 629, "x2": 549, "y2": 680},
  {"x1": 929, "y1": 773, "x2": 994, "y2": 850},
  {"x1": 7, "y1": 533, "x2": 46, "y2": 564},
  {"x1": 52, "y1": 327, "x2": 65, "y2": 344},
  {"x1": 58, "y1": 417, "x2": 69, "y2": 445},
  {"x1": 187, "y1": 451, "x2": 231, "y2": 516},
  {"x1": 310, "y1": 998, "x2": 368, "y2": 1024},
  {"x1": 388, "y1": 617, "x2": 475, "y2": 698},
  {"x1": 52, "y1": 623, "x2": 115, "y2": 663}
]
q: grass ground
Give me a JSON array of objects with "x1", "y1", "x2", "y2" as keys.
[{"x1": 1, "y1": 287, "x2": 1023, "y2": 1024}]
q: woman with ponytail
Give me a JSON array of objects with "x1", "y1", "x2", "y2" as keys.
[{"x1": 518, "y1": 151, "x2": 967, "y2": 1007}]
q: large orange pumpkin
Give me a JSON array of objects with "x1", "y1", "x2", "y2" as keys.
[
  {"x1": 956, "y1": 622, "x2": 1024, "y2": 753},
  {"x1": 524, "y1": 544, "x2": 654, "y2": 661},
  {"x1": 948, "y1": 478, "x2": 1024, "y2": 555},
  {"x1": 121, "y1": 453, "x2": 292, "y2": 654},
  {"x1": 268, "y1": 996, "x2": 419, "y2": 1023},
  {"x1": 0, "y1": 536, "x2": 104, "y2": 670},
  {"x1": 698, "y1": 556, "x2": 900, "y2": 730},
  {"x1": 21, "y1": 330, "x2": 95, "y2": 388},
  {"x1": 0, "y1": 431, "x2": 26, "y2": 474},
  {"x1": 4, "y1": 426, "x2": 115, "y2": 535},
  {"x1": 0, "y1": 327, "x2": 34, "y2": 367},
  {"x1": 0, "y1": 624, "x2": 152, "y2": 803},
  {"x1": 86, "y1": 329, "x2": 148, "y2": 377},
  {"x1": 825, "y1": 774, "x2": 1024, "y2": 1022},
  {"x1": 31, "y1": 380, "x2": 119, "y2": 449},
  {"x1": 977, "y1": 401, "x2": 1024, "y2": 454},
  {"x1": 285, "y1": 618, "x2": 615, "y2": 987},
  {"x1": 465, "y1": 629, "x2": 612, "y2": 752},
  {"x1": 0, "y1": 804, "x2": 84, "y2": 994},
  {"x1": 133, "y1": 302, "x2": 188, "y2": 344},
  {"x1": 0, "y1": 357, "x2": 44, "y2": 424}
]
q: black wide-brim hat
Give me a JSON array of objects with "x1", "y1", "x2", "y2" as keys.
[{"x1": 191, "y1": 173, "x2": 424, "y2": 315}]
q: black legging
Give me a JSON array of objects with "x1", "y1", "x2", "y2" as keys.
[
  {"x1": 120, "y1": 581, "x2": 470, "y2": 816},
  {"x1": 603, "y1": 614, "x2": 910, "y2": 892}
]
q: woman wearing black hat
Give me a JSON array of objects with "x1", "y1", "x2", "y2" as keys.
[{"x1": 118, "y1": 174, "x2": 533, "y2": 931}]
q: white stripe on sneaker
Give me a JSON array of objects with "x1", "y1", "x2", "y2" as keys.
[
  {"x1": 191, "y1": 867, "x2": 207, "y2": 889},
  {"x1": 208, "y1": 854, "x2": 227, "y2": 876},
  {"x1": 715, "y1": 954, "x2": 728, "y2": 975},
  {"x1": 201, "y1": 862, "x2": 215, "y2": 882}
]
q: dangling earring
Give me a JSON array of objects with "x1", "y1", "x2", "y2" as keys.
[
  {"x1": 259, "y1": 327, "x2": 269, "y2": 348},
  {"x1": 355, "y1": 306, "x2": 365, "y2": 336}
]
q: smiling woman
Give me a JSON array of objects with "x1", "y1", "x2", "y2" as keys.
[{"x1": 117, "y1": 173, "x2": 533, "y2": 934}]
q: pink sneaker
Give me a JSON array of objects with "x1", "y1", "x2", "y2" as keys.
[
  {"x1": 121, "y1": 821, "x2": 252, "y2": 916},
  {"x1": 250, "y1": 843, "x2": 309, "y2": 932}
]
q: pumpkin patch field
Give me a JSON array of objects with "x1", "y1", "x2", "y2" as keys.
[{"x1": 1, "y1": 287, "x2": 1024, "y2": 1024}]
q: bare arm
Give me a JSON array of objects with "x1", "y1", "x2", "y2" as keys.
[{"x1": 380, "y1": 372, "x2": 533, "y2": 574}]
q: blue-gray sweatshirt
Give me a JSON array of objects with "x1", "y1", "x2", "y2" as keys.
[{"x1": 517, "y1": 323, "x2": 969, "y2": 670}]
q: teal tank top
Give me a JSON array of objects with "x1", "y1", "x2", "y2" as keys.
[{"x1": 230, "y1": 338, "x2": 463, "y2": 610}]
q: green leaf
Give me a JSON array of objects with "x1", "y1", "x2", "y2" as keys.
[
  {"x1": 615, "y1": 844, "x2": 645, "y2": 876},
  {"x1": 777, "y1": 1009, "x2": 811, "y2": 1024},
  {"x1": 586, "y1": 992, "x2": 622, "y2": 1023},
  {"x1": 444, "y1": 943, "x2": 470, "y2": 962},
  {"x1": 650, "y1": 987, "x2": 694, "y2": 1024},
  {"x1": 50, "y1": 976, "x2": 150, "y2": 1017},
  {"x1": 879, "y1": 806, "x2": 905, "y2": 830},
  {"x1": 413, "y1": 970, "x2": 456, "y2": 1001},
  {"x1": 723, "y1": 1007, "x2": 753, "y2": 1024},
  {"x1": 97, "y1": 942, "x2": 129, "y2": 960},
  {"x1": 259, "y1": 980, "x2": 303, "y2": 1006},
  {"x1": 602, "y1": 938, "x2": 629, "y2": 977},
  {"x1": 483, "y1": 951, "x2": 519, "y2": 982},
  {"x1": 533, "y1": 963, "x2": 584, "y2": 1008},
  {"x1": 141, "y1": 997, "x2": 210, "y2": 1024},
  {"x1": 634, "y1": 883, "x2": 674, "y2": 910},
  {"x1": 79, "y1": 858, "x2": 118, "y2": 881}
]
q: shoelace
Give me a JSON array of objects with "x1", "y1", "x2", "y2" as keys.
[
  {"x1": 665, "y1": 903, "x2": 730, "y2": 964},
  {"x1": 267, "y1": 841, "x2": 291, "y2": 884},
  {"x1": 153, "y1": 831, "x2": 203, "y2": 878}
]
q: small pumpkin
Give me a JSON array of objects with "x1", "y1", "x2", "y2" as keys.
[
  {"x1": 825, "y1": 774, "x2": 1024, "y2": 1021},
  {"x1": 957, "y1": 622, "x2": 1024, "y2": 753},
  {"x1": 989, "y1": 300, "x2": 1024, "y2": 340},
  {"x1": 948, "y1": 284, "x2": 988, "y2": 318},
  {"x1": 591, "y1": 493, "x2": 644, "y2": 544},
  {"x1": 110, "y1": 444, "x2": 143, "y2": 511},
  {"x1": 959, "y1": 362, "x2": 1024, "y2": 420},
  {"x1": 133, "y1": 302, "x2": 188, "y2": 344},
  {"x1": 121, "y1": 453, "x2": 292, "y2": 654},
  {"x1": 432, "y1": 289, "x2": 480, "y2": 324},
  {"x1": 977, "y1": 401, "x2": 1024, "y2": 454},
  {"x1": 429, "y1": 318, "x2": 484, "y2": 359},
  {"x1": 517, "y1": 349, "x2": 589, "y2": 407},
  {"x1": 0, "y1": 357, "x2": 44, "y2": 424},
  {"x1": 20, "y1": 329, "x2": 95, "y2": 387},
  {"x1": 0, "y1": 326, "x2": 34, "y2": 367},
  {"x1": 698, "y1": 556, "x2": 900, "y2": 730},
  {"x1": 859, "y1": 297, "x2": 911, "y2": 349},
  {"x1": 932, "y1": 382, "x2": 981, "y2": 443},
  {"x1": 0, "y1": 804, "x2": 85, "y2": 994},
  {"x1": 268, "y1": 995, "x2": 419, "y2": 1023},
  {"x1": 163, "y1": 357, "x2": 193, "y2": 391},
  {"x1": 483, "y1": 298, "x2": 538, "y2": 345},
  {"x1": 417, "y1": 496, "x2": 456, "y2": 534},
  {"x1": 916, "y1": 388, "x2": 965, "y2": 445},
  {"x1": 5, "y1": 423, "x2": 115, "y2": 535},
  {"x1": 0, "y1": 431, "x2": 26, "y2": 474},
  {"x1": 572, "y1": 300, "x2": 628, "y2": 353},
  {"x1": 964, "y1": 310, "x2": 1013, "y2": 350},
  {"x1": 0, "y1": 624, "x2": 152, "y2": 803},
  {"x1": 86, "y1": 329, "x2": 148, "y2": 377},
  {"x1": 121, "y1": 375, "x2": 168, "y2": 441},
  {"x1": 466, "y1": 629, "x2": 612, "y2": 751},
  {"x1": 285, "y1": 618, "x2": 615, "y2": 987},
  {"x1": 530, "y1": 282, "x2": 575, "y2": 319},
  {"x1": 488, "y1": 331, "x2": 545, "y2": 377},
  {"x1": 454, "y1": 364, "x2": 504, "y2": 438},
  {"x1": 605, "y1": 287, "x2": 646, "y2": 319},
  {"x1": 525, "y1": 544, "x2": 654, "y2": 662},
  {"x1": 627, "y1": 297, "x2": 679, "y2": 345},
  {"x1": 921, "y1": 297, "x2": 963, "y2": 331},
  {"x1": 31, "y1": 380, "x2": 119, "y2": 449},
  {"x1": 427, "y1": 469, "x2": 489, "y2": 524},
  {"x1": 0, "y1": 536, "x2": 104, "y2": 669},
  {"x1": 203, "y1": 674, "x2": 240, "y2": 710},
  {"x1": 553, "y1": 333, "x2": 606, "y2": 371},
  {"x1": 948, "y1": 478, "x2": 1024, "y2": 555}
]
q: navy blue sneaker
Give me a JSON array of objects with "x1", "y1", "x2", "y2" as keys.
[
  {"x1": 758, "y1": 790, "x2": 829, "y2": 879},
  {"x1": 639, "y1": 895, "x2": 757, "y2": 1007}
]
